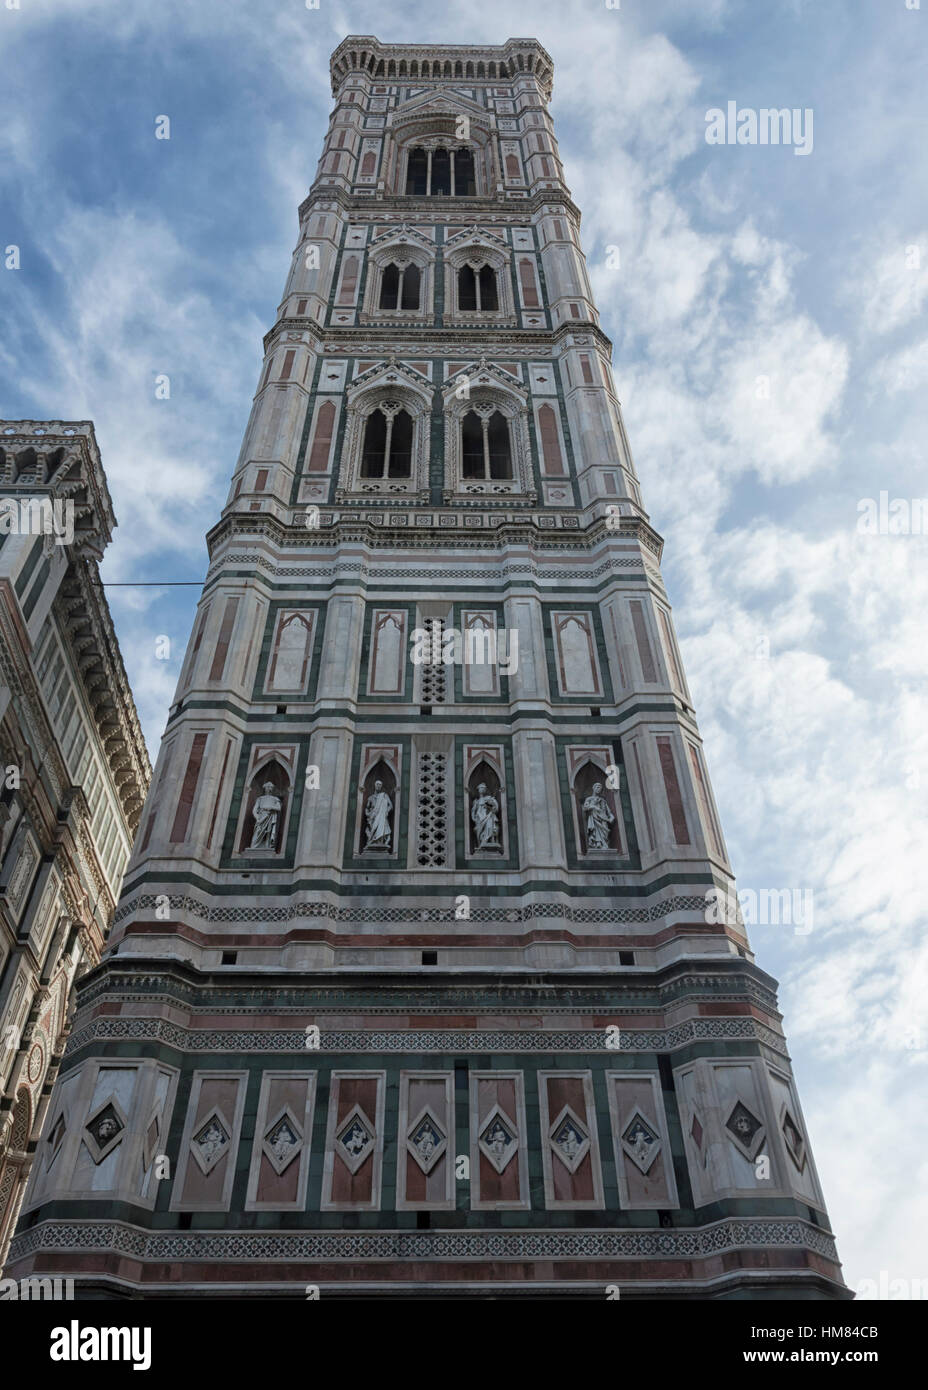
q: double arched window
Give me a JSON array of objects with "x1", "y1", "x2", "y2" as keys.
[
  {"x1": 406, "y1": 146, "x2": 477, "y2": 196},
  {"x1": 360, "y1": 407, "x2": 413, "y2": 479},
  {"x1": 461, "y1": 410, "x2": 512, "y2": 480},
  {"x1": 379, "y1": 262, "x2": 421, "y2": 311},
  {"x1": 458, "y1": 264, "x2": 499, "y2": 312}
]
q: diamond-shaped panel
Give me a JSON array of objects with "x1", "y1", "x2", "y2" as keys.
[
  {"x1": 621, "y1": 1112, "x2": 661, "y2": 1175},
  {"x1": 725, "y1": 1100, "x2": 765, "y2": 1160},
  {"x1": 336, "y1": 1104, "x2": 375, "y2": 1175},
  {"x1": 549, "y1": 1105, "x2": 590, "y2": 1175},
  {"x1": 191, "y1": 1111, "x2": 231, "y2": 1175},
  {"x1": 478, "y1": 1106, "x2": 518, "y2": 1175},
  {"x1": 406, "y1": 1106, "x2": 447, "y2": 1175}
]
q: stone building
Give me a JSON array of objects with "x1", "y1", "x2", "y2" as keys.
[
  {"x1": 6, "y1": 39, "x2": 846, "y2": 1297},
  {"x1": 0, "y1": 420, "x2": 150, "y2": 1266}
]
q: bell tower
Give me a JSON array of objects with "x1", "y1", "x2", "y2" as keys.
[{"x1": 6, "y1": 36, "x2": 847, "y2": 1299}]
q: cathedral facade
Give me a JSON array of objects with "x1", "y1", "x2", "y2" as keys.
[{"x1": 7, "y1": 38, "x2": 847, "y2": 1298}]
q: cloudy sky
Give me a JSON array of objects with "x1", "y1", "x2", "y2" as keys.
[{"x1": 1, "y1": 0, "x2": 925, "y2": 1295}]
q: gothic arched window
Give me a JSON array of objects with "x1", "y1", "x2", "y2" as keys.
[
  {"x1": 458, "y1": 264, "x2": 499, "y2": 313},
  {"x1": 406, "y1": 147, "x2": 428, "y2": 194},
  {"x1": 461, "y1": 410, "x2": 512, "y2": 480},
  {"x1": 405, "y1": 146, "x2": 478, "y2": 196},
  {"x1": 431, "y1": 147, "x2": 451, "y2": 195},
  {"x1": 360, "y1": 407, "x2": 413, "y2": 479},
  {"x1": 379, "y1": 261, "x2": 421, "y2": 311},
  {"x1": 454, "y1": 148, "x2": 476, "y2": 196}
]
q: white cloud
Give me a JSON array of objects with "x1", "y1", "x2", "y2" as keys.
[{"x1": 857, "y1": 236, "x2": 928, "y2": 337}]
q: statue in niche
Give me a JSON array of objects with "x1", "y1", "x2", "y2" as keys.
[
  {"x1": 196, "y1": 1121, "x2": 227, "y2": 1164},
  {"x1": 363, "y1": 778, "x2": 393, "y2": 850},
  {"x1": 486, "y1": 1122, "x2": 510, "y2": 1160},
  {"x1": 414, "y1": 1124, "x2": 439, "y2": 1163},
  {"x1": 582, "y1": 781, "x2": 615, "y2": 850},
  {"x1": 269, "y1": 1122, "x2": 298, "y2": 1164},
  {"x1": 557, "y1": 1124, "x2": 581, "y2": 1160},
  {"x1": 342, "y1": 1122, "x2": 369, "y2": 1156},
  {"x1": 471, "y1": 782, "x2": 501, "y2": 851},
  {"x1": 249, "y1": 781, "x2": 283, "y2": 850},
  {"x1": 628, "y1": 1123, "x2": 654, "y2": 1166}
]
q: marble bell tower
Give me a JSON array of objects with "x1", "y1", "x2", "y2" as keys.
[{"x1": 6, "y1": 36, "x2": 847, "y2": 1299}]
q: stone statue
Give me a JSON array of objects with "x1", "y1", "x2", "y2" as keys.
[
  {"x1": 415, "y1": 1126, "x2": 437, "y2": 1161},
  {"x1": 629, "y1": 1125, "x2": 653, "y2": 1165},
  {"x1": 486, "y1": 1122, "x2": 509, "y2": 1159},
  {"x1": 558, "y1": 1124, "x2": 580, "y2": 1159},
  {"x1": 343, "y1": 1122, "x2": 368, "y2": 1156},
  {"x1": 270, "y1": 1124, "x2": 298, "y2": 1163},
  {"x1": 196, "y1": 1122, "x2": 226, "y2": 1164},
  {"x1": 363, "y1": 779, "x2": 393, "y2": 850},
  {"x1": 471, "y1": 782, "x2": 500, "y2": 850},
  {"x1": 250, "y1": 781, "x2": 282, "y2": 850},
  {"x1": 582, "y1": 782, "x2": 614, "y2": 850}
]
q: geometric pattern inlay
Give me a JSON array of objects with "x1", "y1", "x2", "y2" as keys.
[
  {"x1": 9, "y1": 1218, "x2": 842, "y2": 1266},
  {"x1": 65, "y1": 1018, "x2": 789, "y2": 1056},
  {"x1": 114, "y1": 893, "x2": 714, "y2": 927}
]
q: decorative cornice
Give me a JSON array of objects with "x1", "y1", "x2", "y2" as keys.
[
  {"x1": 9, "y1": 1216, "x2": 840, "y2": 1268},
  {"x1": 205, "y1": 510, "x2": 663, "y2": 563},
  {"x1": 263, "y1": 309, "x2": 616, "y2": 365},
  {"x1": 0, "y1": 420, "x2": 115, "y2": 559},
  {"x1": 297, "y1": 185, "x2": 583, "y2": 233},
  {"x1": 329, "y1": 36, "x2": 555, "y2": 102},
  {"x1": 62, "y1": 1015, "x2": 789, "y2": 1059}
]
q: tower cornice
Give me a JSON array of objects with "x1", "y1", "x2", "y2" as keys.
[
  {"x1": 329, "y1": 35, "x2": 554, "y2": 101},
  {"x1": 297, "y1": 187, "x2": 584, "y2": 230},
  {"x1": 261, "y1": 317, "x2": 617, "y2": 367},
  {"x1": 203, "y1": 508, "x2": 664, "y2": 564}
]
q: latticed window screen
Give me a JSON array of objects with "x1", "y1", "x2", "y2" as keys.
[
  {"x1": 420, "y1": 619, "x2": 447, "y2": 704},
  {"x1": 416, "y1": 752, "x2": 448, "y2": 867}
]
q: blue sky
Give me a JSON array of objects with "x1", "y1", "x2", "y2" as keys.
[{"x1": 2, "y1": 0, "x2": 926, "y2": 1294}]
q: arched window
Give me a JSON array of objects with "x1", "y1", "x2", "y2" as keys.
[
  {"x1": 379, "y1": 261, "x2": 421, "y2": 311},
  {"x1": 406, "y1": 147, "x2": 428, "y2": 194},
  {"x1": 454, "y1": 148, "x2": 476, "y2": 195},
  {"x1": 461, "y1": 410, "x2": 512, "y2": 480},
  {"x1": 361, "y1": 407, "x2": 413, "y2": 479},
  {"x1": 459, "y1": 265, "x2": 477, "y2": 312},
  {"x1": 479, "y1": 265, "x2": 499, "y2": 310},
  {"x1": 405, "y1": 145, "x2": 478, "y2": 196},
  {"x1": 431, "y1": 147, "x2": 451, "y2": 195},
  {"x1": 457, "y1": 264, "x2": 499, "y2": 312}
]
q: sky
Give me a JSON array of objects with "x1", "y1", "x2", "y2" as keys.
[{"x1": 1, "y1": 0, "x2": 926, "y2": 1296}]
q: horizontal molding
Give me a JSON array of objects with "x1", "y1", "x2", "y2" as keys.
[
  {"x1": 63, "y1": 1016, "x2": 789, "y2": 1059},
  {"x1": 9, "y1": 1216, "x2": 839, "y2": 1268},
  {"x1": 114, "y1": 880, "x2": 719, "y2": 909}
]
